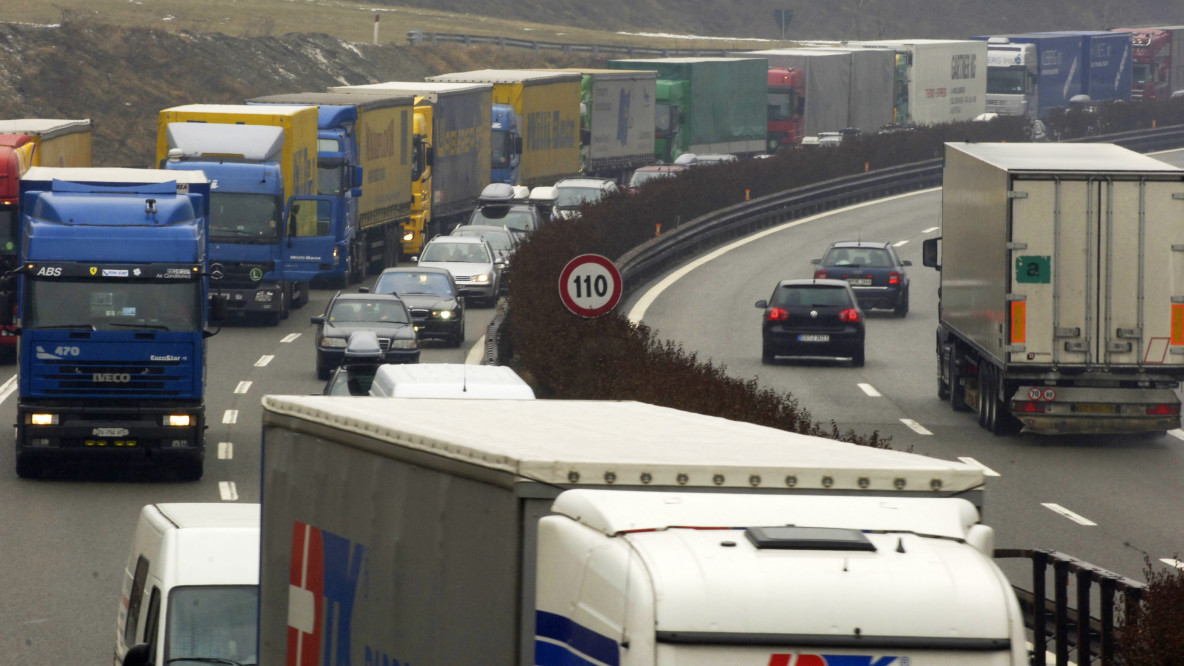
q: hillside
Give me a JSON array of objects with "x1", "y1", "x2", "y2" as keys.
[{"x1": 0, "y1": 21, "x2": 604, "y2": 167}]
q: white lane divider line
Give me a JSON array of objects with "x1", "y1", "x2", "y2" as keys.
[
  {"x1": 218, "y1": 442, "x2": 233, "y2": 460},
  {"x1": 223, "y1": 410, "x2": 238, "y2": 425},
  {"x1": 958, "y1": 457, "x2": 1001, "y2": 477},
  {"x1": 923, "y1": 226, "x2": 940, "y2": 233},
  {"x1": 234, "y1": 381, "x2": 252, "y2": 394},
  {"x1": 0, "y1": 374, "x2": 16, "y2": 404},
  {"x1": 858, "y1": 383, "x2": 881, "y2": 397},
  {"x1": 281, "y1": 333, "x2": 301, "y2": 343},
  {"x1": 1042, "y1": 503, "x2": 1097, "y2": 526},
  {"x1": 219, "y1": 481, "x2": 238, "y2": 501},
  {"x1": 254, "y1": 355, "x2": 274, "y2": 367},
  {"x1": 900, "y1": 419, "x2": 933, "y2": 435},
  {"x1": 1168, "y1": 429, "x2": 1184, "y2": 441},
  {"x1": 893, "y1": 240, "x2": 908, "y2": 247},
  {"x1": 1161, "y1": 559, "x2": 1184, "y2": 570}
]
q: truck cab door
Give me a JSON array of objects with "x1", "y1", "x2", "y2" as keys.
[{"x1": 283, "y1": 195, "x2": 338, "y2": 283}]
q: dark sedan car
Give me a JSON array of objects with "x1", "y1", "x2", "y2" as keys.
[
  {"x1": 756, "y1": 279, "x2": 865, "y2": 366},
  {"x1": 811, "y1": 240, "x2": 911, "y2": 316},
  {"x1": 311, "y1": 292, "x2": 419, "y2": 379},
  {"x1": 371, "y1": 267, "x2": 465, "y2": 347}
]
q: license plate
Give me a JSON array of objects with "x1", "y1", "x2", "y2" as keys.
[
  {"x1": 93, "y1": 427, "x2": 130, "y2": 437},
  {"x1": 1075, "y1": 404, "x2": 1116, "y2": 414},
  {"x1": 847, "y1": 278, "x2": 872, "y2": 286},
  {"x1": 798, "y1": 334, "x2": 830, "y2": 342}
]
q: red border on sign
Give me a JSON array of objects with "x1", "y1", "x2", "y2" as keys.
[{"x1": 558, "y1": 254, "x2": 623, "y2": 318}]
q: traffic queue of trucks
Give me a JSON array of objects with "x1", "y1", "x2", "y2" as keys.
[
  {"x1": 258, "y1": 397, "x2": 1027, "y2": 665},
  {"x1": 924, "y1": 142, "x2": 1184, "y2": 435},
  {"x1": 1112, "y1": 24, "x2": 1184, "y2": 101}
]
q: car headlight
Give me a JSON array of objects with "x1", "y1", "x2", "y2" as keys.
[
  {"x1": 320, "y1": 337, "x2": 348, "y2": 349},
  {"x1": 473, "y1": 273, "x2": 490, "y2": 283},
  {"x1": 433, "y1": 309, "x2": 453, "y2": 320},
  {"x1": 388, "y1": 339, "x2": 418, "y2": 349}
]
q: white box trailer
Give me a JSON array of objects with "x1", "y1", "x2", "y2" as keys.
[
  {"x1": 258, "y1": 396, "x2": 1017, "y2": 665},
  {"x1": 924, "y1": 142, "x2": 1184, "y2": 434},
  {"x1": 851, "y1": 39, "x2": 987, "y2": 124}
]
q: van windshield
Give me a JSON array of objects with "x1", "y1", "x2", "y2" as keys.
[{"x1": 165, "y1": 585, "x2": 258, "y2": 664}]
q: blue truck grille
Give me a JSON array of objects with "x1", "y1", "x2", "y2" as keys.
[
  {"x1": 209, "y1": 261, "x2": 274, "y2": 289},
  {"x1": 38, "y1": 359, "x2": 191, "y2": 396}
]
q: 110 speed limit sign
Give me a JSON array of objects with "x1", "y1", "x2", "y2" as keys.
[{"x1": 558, "y1": 254, "x2": 622, "y2": 318}]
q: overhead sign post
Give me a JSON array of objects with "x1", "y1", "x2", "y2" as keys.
[{"x1": 558, "y1": 254, "x2": 622, "y2": 318}]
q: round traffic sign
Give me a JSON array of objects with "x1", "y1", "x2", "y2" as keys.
[{"x1": 558, "y1": 254, "x2": 622, "y2": 318}]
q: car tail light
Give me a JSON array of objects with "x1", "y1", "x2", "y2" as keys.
[
  {"x1": 766, "y1": 307, "x2": 789, "y2": 321},
  {"x1": 839, "y1": 308, "x2": 861, "y2": 322},
  {"x1": 889, "y1": 271, "x2": 901, "y2": 285},
  {"x1": 814, "y1": 269, "x2": 827, "y2": 279},
  {"x1": 1015, "y1": 401, "x2": 1046, "y2": 413},
  {"x1": 1147, "y1": 403, "x2": 1181, "y2": 415}
]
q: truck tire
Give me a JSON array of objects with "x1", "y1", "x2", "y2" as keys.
[
  {"x1": 176, "y1": 454, "x2": 203, "y2": 482},
  {"x1": 947, "y1": 346, "x2": 970, "y2": 412},
  {"x1": 985, "y1": 366, "x2": 1018, "y2": 436},
  {"x1": 15, "y1": 451, "x2": 40, "y2": 479}
]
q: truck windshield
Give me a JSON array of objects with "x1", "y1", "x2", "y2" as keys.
[
  {"x1": 317, "y1": 164, "x2": 344, "y2": 196},
  {"x1": 986, "y1": 68, "x2": 1028, "y2": 95},
  {"x1": 209, "y1": 192, "x2": 280, "y2": 241},
  {"x1": 26, "y1": 279, "x2": 201, "y2": 332},
  {"x1": 1132, "y1": 63, "x2": 1153, "y2": 85},
  {"x1": 164, "y1": 585, "x2": 258, "y2": 665},
  {"x1": 767, "y1": 90, "x2": 796, "y2": 121},
  {"x1": 491, "y1": 129, "x2": 512, "y2": 168}
]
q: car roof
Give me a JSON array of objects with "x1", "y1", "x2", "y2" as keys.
[
  {"x1": 829, "y1": 240, "x2": 891, "y2": 250},
  {"x1": 555, "y1": 177, "x2": 616, "y2": 188},
  {"x1": 454, "y1": 224, "x2": 514, "y2": 235},
  {"x1": 425, "y1": 235, "x2": 485, "y2": 245},
  {"x1": 635, "y1": 164, "x2": 686, "y2": 173},
  {"x1": 332, "y1": 292, "x2": 407, "y2": 302},
  {"x1": 776, "y1": 278, "x2": 853, "y2": 288},
  {"x1": 378, "y1": 266, "x2": 452, "y2": 276}
]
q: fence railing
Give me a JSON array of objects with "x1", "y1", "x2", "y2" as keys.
[{"x1": 406, "y1": 30, "x2": 738, "y2": 58}]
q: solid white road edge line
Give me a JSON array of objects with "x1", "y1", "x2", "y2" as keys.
[
  {"x1": 626, "y1": 188, "x2": 941, "y2": 323},
  {"x1": 217, "y1": 442, "x2": 233, "y2": 460},
  {"x1": 219, "y1": 481, "x2": 238, "y2": 501},
  {"x1": 899, "y1": 418, "x2": 932, "y2": 435},
  {"x1": 957, "y1": 457, "x2": 1001, "y2": 477},
  {"x1": 857, "y1": 383, "x2": 881, "y2": 397},
  {"x1": 466, "y1": 335, "x2": 486, "y2": 365},
  {"x1": 1041, "y1": 503, "x2": 1098, "y2": 526}
]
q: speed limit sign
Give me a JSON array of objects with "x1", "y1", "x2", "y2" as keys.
[{"x1": 558, "y1": 254, "x2": 622, "y2": 318}]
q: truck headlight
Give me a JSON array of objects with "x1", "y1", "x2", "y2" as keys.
[
  {"x1": 320, "y1": 337, "x2": 348, "y2": 349},
  {"x1": 402, "y1": 231, "x2": 414, "y2": 242},
  {"x1": 473, "y1": 273, "x2": 490, "y2": 283},
  {"x1": 164, "y1": 414, "x2": 192, "y2": 427},
  {"x1": 30, "y1": 413, "x2": 58, "y2": 426},
  {"x1": 254, "y1": 291, "x2": 275, "y2": 303},
  {"x1": 389, "y1": 339, "x2": 418, "y2": 349}
]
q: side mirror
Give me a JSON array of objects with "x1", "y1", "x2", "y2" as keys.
[
  {"x1": 922, "y1": 237, "x2": 941, "y2": 270},
  {"x1": 122, "y1": 643, "x2": 152, "y2": 666},
  {"x1": 513, "y1": 136, "x2": 524, "y2": 155},
  {"x1": 901, "y1": 259, "x2": 912, "y2": 266},
  {"x1": 358, "y1": 287, "x2": 369, "y2": 294},
  {"x1": 0, "y1": 292, "x2": 13, "y2": 326},
  {"x1": 755, "y1": 299, "x2": 768, "y2": 309},
  {"x1": 809, "y1": 258, "x2": 821, "y2": 265},
  {"x1": 350, "y1": 186, "x2": 362, "y2": 198},
  {"x1": 310, "y1": 315, "x2": 325, "y2": 325},
  {"x1": 425, "y1": 146, "x2": 435, "y2": 167},
  {"x1": 354, "y1": 165, "x2": 365, "y2": 188},
  {"x1": 207, "y1": 295, "x2": 228, "y2": 325}
]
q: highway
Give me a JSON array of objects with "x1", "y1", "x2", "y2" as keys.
[{"x1": 2, "y1": 150, "x2": 1183, "y2": 664}]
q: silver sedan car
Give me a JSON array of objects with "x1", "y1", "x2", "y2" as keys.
[{"x1": 415, "y1": 236, "x2": 500, "y2": 307}]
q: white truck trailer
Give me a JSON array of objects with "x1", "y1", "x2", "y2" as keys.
[
  {"x1": 923, "y1": 142, "x2": 1184, "y2": 435},
  {"x1": 259, "y1": 396, "x2": 1028, "y2": 665},
  {"x1": 851, "y1": 39, "x2": 988, "y2": 124}
]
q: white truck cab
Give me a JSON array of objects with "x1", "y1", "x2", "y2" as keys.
[
  {"x1": 368, "y1": 362, "x2": 535, "y2": 399},
  {"x1": 114, "y1": 503, "x2": 259, "y2": 666},
  {"x1": 537, "y1": 490, "x2": 1027, "y2": 665}
]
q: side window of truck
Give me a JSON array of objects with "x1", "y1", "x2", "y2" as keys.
[
  {"x1": 123, "y1": 555, "x2": 150, "y2": 645},
  {"x1": 143, "y1": 587, "x2": 162, "y2": 653}
]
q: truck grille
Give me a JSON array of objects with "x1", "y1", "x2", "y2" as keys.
[
  {"x1": 36, "y1": 359, "x2": 193, "y2": 397},
  {"x1": 208, "y1": 261, "x2": 274, "y2": 289}
]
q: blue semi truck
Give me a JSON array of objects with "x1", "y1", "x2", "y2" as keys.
[{"x1": 5, "y1": 167, "x2": 218, "y2": 480}]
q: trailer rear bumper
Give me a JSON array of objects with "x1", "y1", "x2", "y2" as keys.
[{"x1": 1011, "y1": 384, "x2": 1181, "y2": 435}]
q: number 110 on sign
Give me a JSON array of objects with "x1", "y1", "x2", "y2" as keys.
[{"x1": 558, "y1": 254, "x2": 623, "y2": 318}]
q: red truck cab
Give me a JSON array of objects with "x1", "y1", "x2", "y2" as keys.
[
  {"x1": 0, "y1": 134, "x2": 34, "y2": 358},
  {"x1": 766, "y1": 67, "x2": 804, "y2": 152},
  {"x1": 1113, "y1": 28, "x2": 1172, "y2": 100}
]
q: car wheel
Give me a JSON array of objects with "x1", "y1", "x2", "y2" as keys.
[
  {"x1": 761, "y1": 344, "x2": 775, "y2": 365},
  {"x1": 316, "y1": 356, "x2": 330, "y2": 381},
  {"x1": 894, "y1": 293, "x2": 909, "y2": 317},
  {"x1": 449, "y1": 325, "x2": 465, "y2": 348},
  {"x1": 851, "y1": 346, "x2": 865, "y2": 367}
]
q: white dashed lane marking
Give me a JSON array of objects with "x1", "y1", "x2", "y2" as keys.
[
  {"x1": 281, "y1": 333, "x2": 301, "y2": 343},
  {"x1": 1162, "y1": 559, "x2": 1184, "y2": 570},
  {"x1": 893, "y1": 240, "x2": 908, "y2": 247},
  {"x1": 1168, "y1": 429, "x2": 1184, "y2": 441},
  {"x1": 217, "y1": 442, "x2": 233, "y2": 460},
  {"x1": 958, "y1": 457, "x2": 1001, "y2": 477},
  {"x1": 223, "y1": 410, "x2": 238, "y2": 425},
  {"x1": 219, "y1": 482, "x2": 238, "y2": 501},
  {"x1": 234, "y1": 381, "x2": 251, "y2": 394},
  {"x1": 899, "y1": 419, "x2": 932, "y2": 435},
  {"x1": 254, "y1": 355, "x2": 274, "y2": 367},
  {"x1": 857, "y1": 383, "x2": 881, "y2": 397},
  {"x1": 1042, "y1": 503, "x2": 1097, "y2": 526}
]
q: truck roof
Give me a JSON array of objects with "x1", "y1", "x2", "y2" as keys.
[
  {"x1": 428, "y1": 69, "x2": 583, "y2": 85},
  {"x1": 162, "y1": 103, "x2": 316, "y2": 117},
  {"x1": 150, "y1": 503, "x2": 259, "y2": 587},
  {"x1": 368, "y1": 363, "x2": 536, "y2": 399},
  {"x1": 0, "y1": 118, "x2": 92, "y2": 138},
  {"x1": 947, "y1": 142, "x2": 1184, "y2": 172},
  {"x1": 261, "y1": 397, "x2": 984, "y2": 493},
  {"x1": 610, "y1": 56, "x2": 766, "y2": 65},
  {"x1": 330, "y1": 81, "x2": 492, "y2": 95},
  {"x1": 23, "y1": 166, "x2": 209, "y2": 185},
  {"x1": 156, "y1": 502, "x2": 260, "y2": 529},
  {"x1": 245, "y1": 92, "x2": 414, "y2": 110},
  {"x1": 553, "y1": 491, "x2": 1015, "y2": 642},
  {"x1": 164, "y1": 123, "x2": 285, "y2": 162}
]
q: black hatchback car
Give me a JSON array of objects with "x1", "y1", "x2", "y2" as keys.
[
  {"x1": 311, "y1": 293, "x2": 419, "y2": 379},
  {"x1": 372, "y1": 267, "x2": 465, "y2": 347},
  {"x1": 756, "y1": 279, "x2": 865, "y2": 366},
  {"x1": 811, "y1": 241, "x2": 911, "y2": 316}
]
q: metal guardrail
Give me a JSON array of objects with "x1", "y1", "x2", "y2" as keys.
[
  {"x1": 997, "y1": 549, "x2": 1145, "y2": 666},
  {"x1": 406, "y1": 30, "x2": 735, "y2": 58}
]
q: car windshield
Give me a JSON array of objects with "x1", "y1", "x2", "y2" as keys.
[
  {"x1": 421, "y1": 243, "x2": 489, "y2": 264},
  {"x1": 470, "y1": 207, "x2": 535, "y2": 232},
  {"x1": 556, "y1": 186, "x2": 604, "y2": 208},
  {"x1": 164, "y1": 585, "x2": 257, "y2": 665},
  {"x1": 454, "y1": 229, "x2": 514, "y2": 251},
  {"x1": 824, "y1": 247, "x2": 893, "y2": 267},
  {"x1": 374, "y1": 271, "x2": 454, "y2": 296},
  {"x1": 328, "y1": 299, "x2": 409, "y2": 324},
  {"x1": 773, "y1": 285, "x2": 852, "y2": 308}
]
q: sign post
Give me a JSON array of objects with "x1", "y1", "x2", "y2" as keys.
[
  {"x1": 558, "y1": 254, "x2": 622, "y2": 318},
  {"x1": 774, "y1": 9, "x2": 793, "y2": 40}
]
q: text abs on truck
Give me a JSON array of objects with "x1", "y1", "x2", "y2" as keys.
[{"x1": 923, "y1": 142, "x2": 1184, "y2": 435}]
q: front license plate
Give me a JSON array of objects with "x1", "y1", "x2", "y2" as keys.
[
  {"x1": 798, "y1": 334, "x2": 830, "y2": 342},
  {"x1": 847, "y1": 278, "x2": 872, "y2": 286},
  {"x1": 93, "y1": 427, "x2": 130, "y2": 437}
]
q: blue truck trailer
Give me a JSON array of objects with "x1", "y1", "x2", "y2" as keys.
[
  {"x1": 977, "y1": 33, "x2": 1084, "y2": 118},
  {"x1": 6, "y1": 167, "x2": 217, "y2": 480},
  {"x1": 1043, "y1": 31, "x2": 1132, "y2": 103}
]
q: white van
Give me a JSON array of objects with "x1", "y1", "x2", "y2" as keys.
[
  {"x1": 368, "y1": 362, "x2": 535, "y2": 399},
  {"x1": 114, "y1": 503, "x2": 259, "y2": 666}
]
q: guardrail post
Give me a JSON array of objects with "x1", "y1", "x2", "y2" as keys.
[
  {"x1": 406, "y1": 30, "x2": 423, "y2": 46},
  {"x1": 1099, "y1": 575, "x2": 1116, "y2": 665},
  {"x1": 1076, "y1": 566, "x2": 1093, "y2": 665},
  {"x1": 1033, "y1": 549, "x2": 1049, "y2": 666},
  {"x1": 1054, "y1": 558, "x2": 1070, "y2": 666}
]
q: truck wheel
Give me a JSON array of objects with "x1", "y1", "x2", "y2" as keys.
[
  {"x1": 948, "y1": 347, "x2": 970, "y2": 412},
  {"x1": 176, "y1": 454, "x2": 203, "y2": 482},
  {"x1": 15, "y1": 452, "x2": 40, "y2": 479},
  {"x1": 986, "y1": 367, "x2": 1018, "y2": 436}
]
